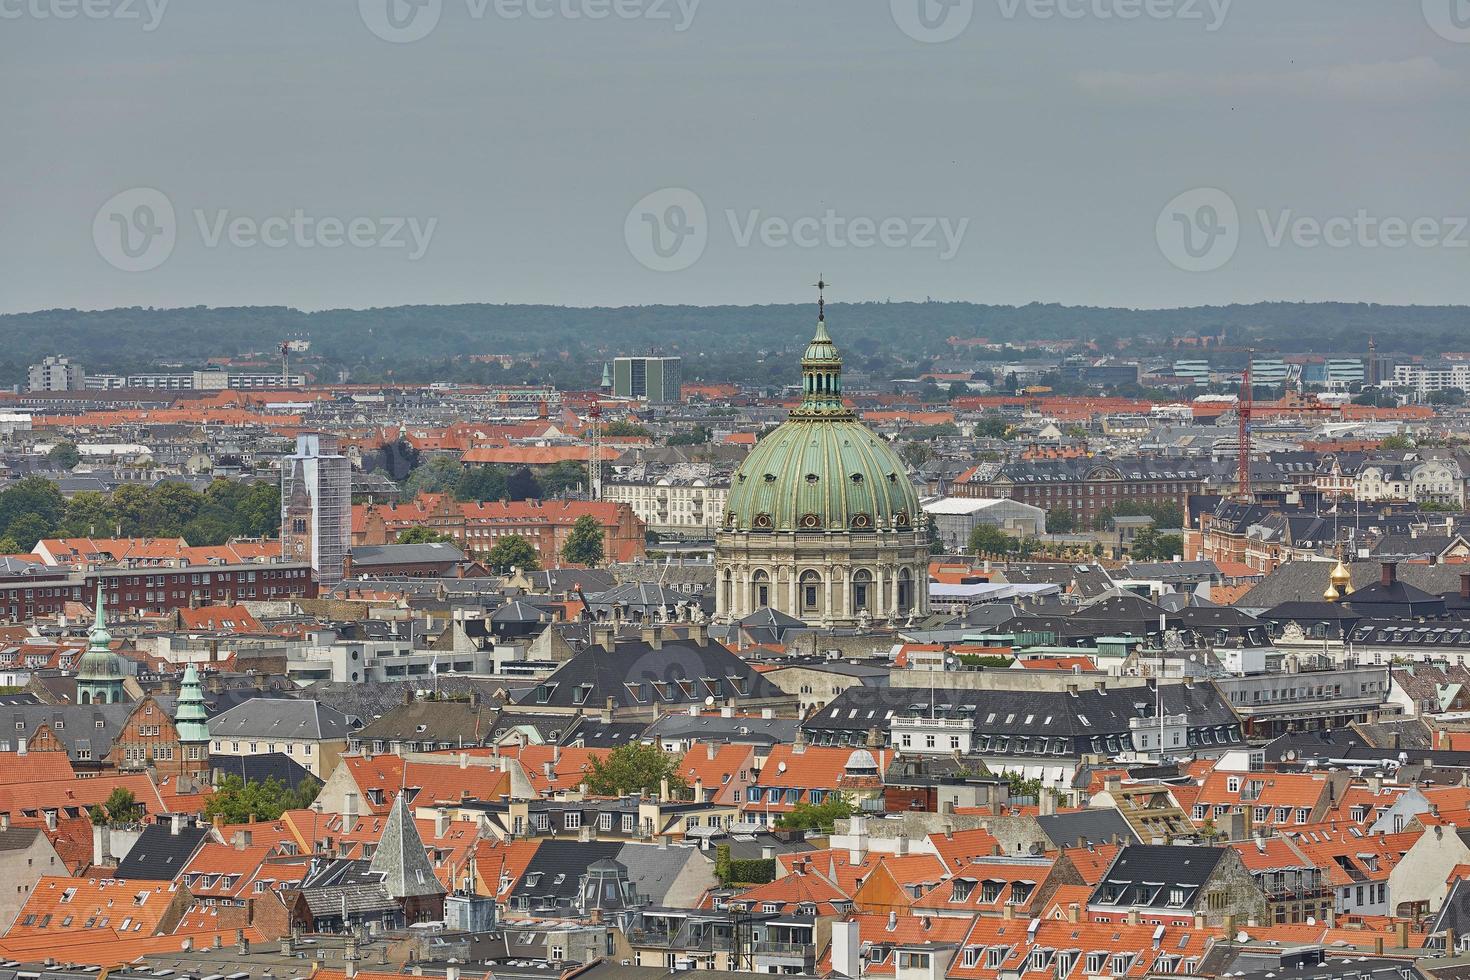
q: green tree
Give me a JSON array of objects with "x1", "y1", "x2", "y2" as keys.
[
  {"x1": 776, "y1": 792, "x2": 855, "y2": 834},
  {"x1": 605, "y1": 420, "x2": 653, "y2": 439},
  {"x1": 90, "y1": 787, "x2": 142, "y2": 826},
  {"x1": 203, "y1": 775, "x2": 321, "y2": 824},
  {"x1": 403, "y1": 455, "x2": 464, "y2": 496},
  {"x1": 900, "y1": 442, "x2": 933, "y2": 468},
  {"x1": 968, "y1": 523, "x2": 1013, "y2": 556},
  {"x1": 486, "y1": 534, "x2": 539, "y2": 573},
  {"x1": 584, "y1": 742, "x2": 686, "y2": 797},
  {"x1": 1130, "y1": 527, "x2": 1183, "y2": 561},
  {"x1": 539, "y1": 460, "x2": 587, "y2": 496},
  {"x1": 1045, "y1": 507, "x2": 1076, "y2": 533},
  {"x1": 667, "y1": 425, "x2": 711, "y2": 446},
  {"x1": 1380, "y1": 435, "x2": 1415, "y2": 451},
  {"x1": 0, "y1": 476, "x2": 65, "y2": 541},
  {"x1": 561, "y1": 514, "x2": 605, "y2": 566},
  {"x1": 455, "y1": 465, "x2": 509, "y2": 502},
  {"x1": 973, "y1": 414, "x2": 1014, "y2": 440},
  {"x1": 397, "y1": 526, "x2": 456, "y2": 545},
  {"x1": 48, "y1": 441, "x2": 81, "y2": 469},
  {"x1": 505, "y1": 467, "x2": 543, "y2": 501}
]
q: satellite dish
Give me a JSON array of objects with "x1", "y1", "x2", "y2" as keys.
[
  {"x1": 777, "y1": 762, "x2": 787, "y2": 773},
  {"x1": 1305, "y1": 916, "x2": 1316, "y2": 926},
  {"x1": 1236, "y1": 931, "x2": 1250, "y2": 943},
  {"x1": 1286, "y1": 750, "x2": 1298, "y2": 762},
  {"x1": 704, "y1": 696, "x2": 714, "y2": 706}
]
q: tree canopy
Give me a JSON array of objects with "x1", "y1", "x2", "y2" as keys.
[
  {"x1": 202, "y1": 775, "x2": 321, "y2": 824},
  {"x1": 486, "y1": 534, "x2": 539, "y2": 573},
  {"x1": 561, "y1": 514, "x2": 605, "y2": 566},
  {"x1": 584, "y1": 742, "x2": 687, "y2": 798}
]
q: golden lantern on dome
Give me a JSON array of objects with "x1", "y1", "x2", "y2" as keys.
[{"x1": 1330, "y1": 559, "x2": 1353, "y2": 596}]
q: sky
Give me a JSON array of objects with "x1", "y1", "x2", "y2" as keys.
[{"x1": 2, "y1": 0, "x2": 1468, "y2": 314}]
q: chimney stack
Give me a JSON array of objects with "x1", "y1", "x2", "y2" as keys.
[{"x1": 1382, "y1": 561, "x2": 1398, "y2": 587}]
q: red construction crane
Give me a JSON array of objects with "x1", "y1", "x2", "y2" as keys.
[{"x1": 1237, "y1": 352, "x2": 1253, "y2": 500}]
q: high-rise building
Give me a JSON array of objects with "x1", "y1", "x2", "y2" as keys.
[
  {"x1": 612, "y1": 356, "x2": 682, "y2": 403},
  {"x1": 281, "y1": 433, "x2": 352, "y2": 589},
  {"x1": 27, "y1": 355, "x2": 85, "y2": 392}
]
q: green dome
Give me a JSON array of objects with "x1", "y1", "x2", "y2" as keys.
[{"x1": 724, "y1": 315, "x2": 919, "y2": 533}]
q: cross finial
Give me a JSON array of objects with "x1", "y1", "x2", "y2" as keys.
[{"x1": 814, "y1": 276, "x2": 829, "y2": 321}]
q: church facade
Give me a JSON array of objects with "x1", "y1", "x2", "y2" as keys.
[{"x1": 714, "y1": 294, "x2": 929, "y2": 628}]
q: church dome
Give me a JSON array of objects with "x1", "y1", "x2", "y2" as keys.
[{"x1": 723, "y1": 314, "x2": 918, "y2": 534}]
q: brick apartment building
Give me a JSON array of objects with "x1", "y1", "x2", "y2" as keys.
[
  {"x1": 951, "y1": 459, "x2": 1212, "y2": 529},
  {"x1": 353, "y1": 494, "x2": 645, "y2": 566},
  {"x1": 0, "y1": 562, "x2": 318, "y2": 622}
]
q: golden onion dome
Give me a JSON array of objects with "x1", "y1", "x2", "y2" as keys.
[{"x1": 1330, "y1": 560, "x2": 1353, "y2": 593}]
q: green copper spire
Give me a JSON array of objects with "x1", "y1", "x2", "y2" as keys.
[
  {"x1": 174, "y1": 663, "x2": 210, "y2": 744},
  {"x1": 795, "y1": 277, "x2": 851, "y2": 419},
  {"x1": 77, "y1": 589, "x2": 124, "y2": 705}
]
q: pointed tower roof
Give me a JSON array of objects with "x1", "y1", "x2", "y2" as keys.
[
  {"x1": 369, "y1": 791, "x2": 446, "y2": 900},
  {"x1": 174, "y1": 664, "x2": 210, "y2": 743},
  {"x1": 77, "y1": 589, "x2": 123, "y2": 684}
]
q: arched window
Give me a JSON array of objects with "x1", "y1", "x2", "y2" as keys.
[
  {"x1": 852, "y1": 569, "x2": 873, "y2": 612},
  {"x1": 752, "y1": 569, "x2": 770, "y2": 609},
  {"x1": 722, "y1": 570, "x2": 733, "y2": 611},
  {"x1": 800, "y1": 571, "x2": 822, "y2": 615},
  {"x1": 897, "y1": 568, "x2": 913, "y2": 613}
]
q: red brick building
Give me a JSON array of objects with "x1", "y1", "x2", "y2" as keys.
[
  {"x1": 0, "y1": 562, "x2": 317, "y2": 622},
  {"x1": 353, "y1": 494, "x2": 645, "y2": 566}
]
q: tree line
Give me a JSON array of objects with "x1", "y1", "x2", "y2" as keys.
[{"x1": 0, "y1": 477, "x2": 280, "y2": 553}]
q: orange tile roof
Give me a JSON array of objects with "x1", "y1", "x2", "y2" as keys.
[
  {"x1": 0, "y1": 773, "x2": 166, "y2": 821},
  {"x1": 928, "y1": 828, "x2": 1003, "y2": 872},
  {"x1": 338, "y1": 755, "x2": 512, "y2": 814},
  {"x1": 3, "y1": 876, "x2": 182, "y2": 939},
  {"x1": 0, "y1": 749, "x2": 76, "y2": 784}
]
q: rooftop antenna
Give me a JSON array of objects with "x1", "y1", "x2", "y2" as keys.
[
  {"x1": 1236, "y1": 351, "x2": 1253, "y2": 501},
  {"x1": 588, "y1": 401, "x2": 602, "y2": 501}
]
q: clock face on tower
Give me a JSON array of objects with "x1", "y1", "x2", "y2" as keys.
[{"x1": 294, "y1": 541, "x2": 306, "y2": 556}]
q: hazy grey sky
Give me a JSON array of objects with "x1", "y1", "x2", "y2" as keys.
[{"x1": 2, "y1": 0, "x2": 1467, "y2": 314}]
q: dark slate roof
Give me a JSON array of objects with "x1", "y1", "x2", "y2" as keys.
[
  {"x1": 1240, "y1": 561, "x2": 1470, "y2": 609},
  {"x1": 1092, "y1": 843, "x2": 1225, "y2": 906},
  {"x1": 0, "y1": 826, "x2": 47, "y2": 852},
  {"x1": 210, "y1": 752, "x2": 316, "y2": 789},
  {"x1": 3, "y1": 703, "x2": 134, "y2": 763},
  {"x1": 309, "y1": 678, "x2": 506, "y2": 722},
  {"x1": 569, "y1": 718, "x2": 649, "y2": 748},
  {"x1": 524, "y1": 568, "x2": 617, "y2": 595},
  {"x1": 209, "y1": 698, "x2": 357, "y2": 740},
  {"x1": 114, "y1": 824, "x2": 211, "y2": 880},
  {"x1": 353, "y1": 701, "x2": 500, "y2": 745},
  {"x1": 1034, "y1": 809, "x2": 1139, "y2": 849},
  {"x1": 513, "y1": 637, "x2": 788, "y2": 710},
  {"x1": 643, "y1": 713, "x2": 799, "y2": 746},
  {"x1": 350, "y1": 542, "x2": 466, "y2": 565}
]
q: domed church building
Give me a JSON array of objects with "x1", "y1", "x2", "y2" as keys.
[{"x1": 715, "y1": 284, "x2": 929, "y2": 627}]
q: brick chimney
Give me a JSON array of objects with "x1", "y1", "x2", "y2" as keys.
[
  {"x1": 1460, "y1": 572, "x2": 1469, "y2": 601},
  {"x1": 1382, "y1": 561, "x2": 1398, "y2": 587}
]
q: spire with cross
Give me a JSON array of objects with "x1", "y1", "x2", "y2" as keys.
[{"x1": 814, "y1": 276, "x2": 829, "y2": 322}]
